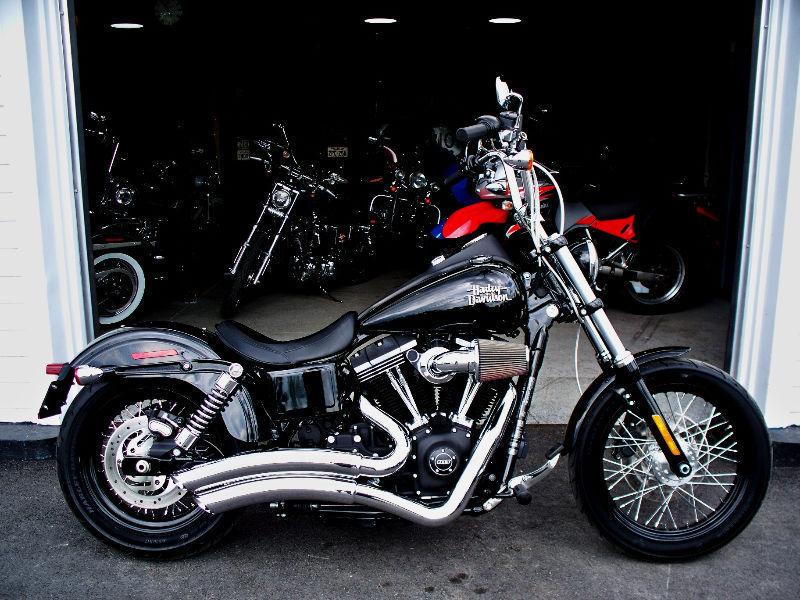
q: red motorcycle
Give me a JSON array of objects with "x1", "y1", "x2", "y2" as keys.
[{"x1": 438, "y1": 165, "x2": 719, "y2": 313}]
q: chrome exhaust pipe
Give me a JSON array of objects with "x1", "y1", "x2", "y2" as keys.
[
  {"x1": 191, "y1": 384, "x2": 516, "y2": 525},
  {"x1": 173, "y1": 396, "x2": 410, "y2": 492}
]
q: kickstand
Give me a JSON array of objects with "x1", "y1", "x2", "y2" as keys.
[{"x1": 320, "y1": 288, "x2": 343, "y2": 303}]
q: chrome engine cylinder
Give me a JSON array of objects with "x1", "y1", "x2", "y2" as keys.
[{"x1": 428, "y1": 339, "x2": 529, "y2": 382}]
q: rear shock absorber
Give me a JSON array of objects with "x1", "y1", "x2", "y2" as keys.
[{"x1": 174, "y1": 363, "x2": 244, "y2": 451}]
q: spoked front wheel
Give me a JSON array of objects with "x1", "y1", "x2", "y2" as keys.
[{"x1": 570, "y1": 358, "x2": 771, "y2": 560}]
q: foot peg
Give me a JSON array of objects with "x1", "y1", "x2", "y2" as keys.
[
  {"x1": 508, "y1": 453, "x2": 561, "y2": 506},
  {"x1": 513, "y1": 484, "x2": 533, "y2": 505}
]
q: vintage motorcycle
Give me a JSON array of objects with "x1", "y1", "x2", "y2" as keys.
[
  {"x1": 85, "y1": 112, "x2": 171, "y2": 325},
  {"x1": 222, "y1": 124, "x2": 370, "y2": 316},
  {"x1": 43, "y1": 79, "x2": 770, "y2": 560}
]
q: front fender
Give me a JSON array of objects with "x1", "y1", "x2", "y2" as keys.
[
  {"x1": 561, "y1": 347, "x2": 690, "y2": 454},
  {"x1": 38, "y1": 324, "x2": 260, "y2": 444}
]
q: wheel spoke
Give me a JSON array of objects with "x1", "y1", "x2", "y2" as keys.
[{"x1": 603, "y1": 391, "x2": 739, "y2": 533}]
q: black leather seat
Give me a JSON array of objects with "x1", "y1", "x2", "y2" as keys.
[{"x1": 215, "y1": 312, "x2": 357, "y2": 366}]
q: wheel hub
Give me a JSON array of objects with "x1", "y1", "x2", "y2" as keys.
[
  {"x1": 644, "y1": 438, "x2": 699, "y2": 487},
  {"x1": 102, "y1": 415, "x2": 186, "y2": 509}
]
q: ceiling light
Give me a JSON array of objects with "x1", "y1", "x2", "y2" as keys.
[
  {"x1": 364, "y1": 17, "x2": 397, "y2": 24},
  {"x1": 110, "y1": 22, "x2": 144, "y2": 29},
  {"x1": 489, "y1": 17, "x2": 522, "y2": 24}
]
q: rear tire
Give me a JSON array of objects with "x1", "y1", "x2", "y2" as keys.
[
  {"x1": 619, "y1": 243, "x2": 691, "y2": 314},
  {"x1": 569, "y1": 358, "x2": 771, "y2": 560},
  {"x1": 57, "y1": 381, "x2": 239, "y2": 558}
]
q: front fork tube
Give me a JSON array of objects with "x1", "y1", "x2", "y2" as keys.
[{"x1": 549, "y1": 240, "x2": 693, "y2": 477}]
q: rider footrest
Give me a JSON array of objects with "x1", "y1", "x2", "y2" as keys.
[{"x1": 512, "y1": 484, "x2": 533, "y2": 506}]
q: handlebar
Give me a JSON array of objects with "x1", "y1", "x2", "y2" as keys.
[{"x1": 456, "y1": 116, "x2": 502, "y2": 142}]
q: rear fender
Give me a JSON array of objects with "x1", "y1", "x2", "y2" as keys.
[
  {"x1": 38, "y1": 324, "x2": 260, "y2": 443},
  {"x1": 561, "y1": 347, "x2": 690, "y2": 453}
]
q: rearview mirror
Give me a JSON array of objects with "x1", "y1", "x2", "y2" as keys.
[{"x1": 495, "y1": 77, "x2": 511, "y2": 107}]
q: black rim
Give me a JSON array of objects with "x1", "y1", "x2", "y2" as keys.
[
  {"x1": 599, "y1": 382, "x2": 745, "y2": 539},
  {"x1": 76, "y1": 387, "x2": 223, "y2": 532}
]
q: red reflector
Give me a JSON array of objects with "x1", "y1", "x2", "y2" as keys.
[
  {"x1": 103, "y1": 236, "x2": 125, "y2": 243},
  {"x1": 131, "y1": 349, "x2": 179, "y2": 360},
  {"x1": 46, "y1": 363, "x2": 66, "y2": 375}
]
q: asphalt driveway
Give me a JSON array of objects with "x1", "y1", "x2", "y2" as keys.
[{"x1": 1, "y1": 426, "x2": 796, "y2": 600}]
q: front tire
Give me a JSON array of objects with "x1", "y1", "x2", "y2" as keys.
[
  {"x1": 57, "y1": 382, "x2": 239, "y2": 558},
  {"x1": 569, "y1": 358, "x2": 771, "y2": 560}
]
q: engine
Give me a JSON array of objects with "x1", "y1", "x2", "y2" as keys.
[{"x1": 349, "y1": 334, "x2": 529, "y2": 496}]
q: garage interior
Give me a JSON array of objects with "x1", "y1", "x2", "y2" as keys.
[{"x1": 73, "y1": 2, "x2": 755, "y2": 422}]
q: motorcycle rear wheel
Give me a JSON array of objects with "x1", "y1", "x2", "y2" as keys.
[
  {"x1": 569, "y1": 358, "x2": 771, "y2": 560},
  {"x1": 619, "y1": 243, "x2": 690, "y2": 313},
  {"x1": 57, "y1": 381, "x2": 239, "y2": 558}
]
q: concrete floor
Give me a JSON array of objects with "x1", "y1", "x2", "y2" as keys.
[
  {"x1": 147, "y1": 271, "x2": 730, "y2": 423},
  {"x1": 1, "y1": 426, "x2": 796, "y2": 599}
]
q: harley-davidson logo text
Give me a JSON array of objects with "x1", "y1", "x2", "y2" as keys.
[{"x1": 468, "y1": 284, "x2": 510, "y2": 305}]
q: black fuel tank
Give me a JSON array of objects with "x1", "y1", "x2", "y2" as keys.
[{"x1": 359, "y1": 235, "x2": 525, "y2": 334}]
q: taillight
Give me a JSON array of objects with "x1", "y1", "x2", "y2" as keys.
[
  {"x1": 46, "y1": 363, "x2": 66, "y2": 375},
  {"x1": 131, "y1": 348, "x2": 178, "y2": 360},
  {"x1": 131, "y1": 349, "x2": 178, "y2": 360}
]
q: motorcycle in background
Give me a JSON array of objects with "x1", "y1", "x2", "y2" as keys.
[
  {"x1": 222, "y1": 124, "x2": 369, "y2": 316},
  {"x1": 85, "y1": 112, "x2": 170, "y2": 325},
  {"x1": 437, "y1": 156, "x2": 718, "y2": 313},
  {"x1": 366, "y1": 129, "x2": 442, "y2": 254}
]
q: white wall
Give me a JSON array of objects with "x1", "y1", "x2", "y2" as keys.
[
  {"x1": 0, "y1": 0, "x2": 91, "y2": 423},
  {"x1": 731, "y1": 0, "x2": 800, "y2": 427}
]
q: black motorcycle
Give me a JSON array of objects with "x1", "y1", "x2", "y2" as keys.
[
  {"x1": 366, "y1": 130, "x2": 442, "y2": 255},
  {"x1": 222, "y1": 124, "x2": 370, "y2": 316},
  {"x1": 44, "y1": 79, "x2": 770, "y2": 561},
  {"x1": 85, "y1": 113, "x2": 172, "y2": 325}
]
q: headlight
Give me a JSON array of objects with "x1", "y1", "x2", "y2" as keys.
[
  {"x1": 409, "y1": 172, "x2": 428, "y2": 189},
  {"x1": 271, "y1": 188, "x2": 293, "y2": 209},
  {"x1": 114, "y1": 186, "x2": 136, "y2": 206},
  {"x1": 569, "y1": 236, "x2": 599, "y2": 284},
  {"x1": 394, "y1": 169, "x2": 405, "y2": 182}
]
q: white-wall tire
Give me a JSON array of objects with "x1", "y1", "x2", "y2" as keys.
[{"x1": 93, "y1": 252, "x2": 146, "y2": 325}]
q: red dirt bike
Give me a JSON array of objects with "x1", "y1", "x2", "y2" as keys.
[{"x1": 438, "y1": 165, "x2": 720, "y2": 313}]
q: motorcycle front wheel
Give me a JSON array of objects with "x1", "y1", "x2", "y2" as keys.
[
  {"x1": 57, "y1": 381, "x2": 239, "y2": 558},
  {"x1": 569, "y1": 357, "x2": 771, "y2": 560}
]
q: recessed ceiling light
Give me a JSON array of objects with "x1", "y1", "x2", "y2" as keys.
[
  {"x1": 364, "y1": 17, "x2": 397, "y2": 24},
  {"x1": 489, "y1": 17, "x2": 522, "y2": 24},
  {"x1": 110, "y1": 22, "x2": 144, "y2": 29}
]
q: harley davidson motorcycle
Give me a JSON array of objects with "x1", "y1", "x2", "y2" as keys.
[
  {"x1": 366, "y1": 128, "x2": 442, "y2": 254},
  {"x1": 85, "y1": 112, "x2": 171, "y2": 325},
  {"x1": 222, "y1": 124, "x2": 370, "y2": 316},
  {"x1": 43, "y1": 79, "x2": 770, "y2": 560}
]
